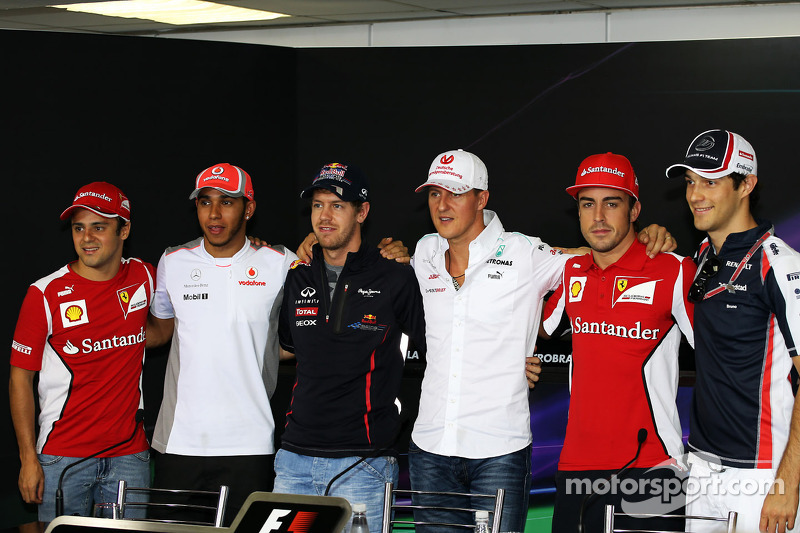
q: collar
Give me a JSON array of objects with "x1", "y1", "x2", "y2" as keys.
[
  {"x1": 716, "y1": 218, "x2": 774, "y2": 252},
  {"x1": 573, "y1": 236, "x2": 648, "y2": 273},
  {"x1": 199, "y1": 237, "x2": 251, "y2": 266},
  {"x1": 311, "y1": 238, "x2": 374, "y2": 271}
]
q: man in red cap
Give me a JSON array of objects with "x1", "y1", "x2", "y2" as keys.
[
  {"x1": 541, "y1": 153, "x2": 695, "y2": 533},
  {"x1": 145, "y1": 164, "x2": 299, "y2": 523},
  {"x1": 10, "y1": 182, "x2": 154, "y2": 526}
]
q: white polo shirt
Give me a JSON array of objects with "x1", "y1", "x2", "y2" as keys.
[
  {"x1": 411, "y1": 210, "x2": 569, "y2": 458},
  {"x1": 150, "y1": 237, "x2": 297, "y2": 456}
]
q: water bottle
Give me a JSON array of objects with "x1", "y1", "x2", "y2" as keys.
[
  {"x1": 351, "y1": 503, "x2": 369, "y2": 533},
  {"x1": 475, "y1": 510, "x2": 490, "y2": 533}
]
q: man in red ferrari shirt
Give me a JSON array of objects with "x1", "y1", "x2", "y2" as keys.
[
  {"x1": 10, "y1": 182, "x2": 153, "y2": 526},
  {"x1": 541, "y1": 153, "x2": 695, "y2": 533}
]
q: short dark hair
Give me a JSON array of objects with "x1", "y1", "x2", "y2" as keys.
[
  {"x1": 115, "y1": 218, "x2": 128, "y2": 235},
  {"x1": 729, "y1": 172, "x2": 760, "y2": 210}
]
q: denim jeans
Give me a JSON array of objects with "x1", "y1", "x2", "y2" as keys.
[
  {"x1": 407, "y1": 440, "x2": 531, "y2": 533},
  {"x1": 273, "y1": 449, "x2": 398, "y2": 533},
  {"x1": 39, "y1": 451, "x2": 150, "y2": 522}
]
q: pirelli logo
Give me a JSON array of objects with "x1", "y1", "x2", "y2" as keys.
[
  {"x1": 788, "y1": 272, "x2": 800, "y2": 282},
  {"x1": 12, "y1": 340, "x2": 32, "y2": 355}
]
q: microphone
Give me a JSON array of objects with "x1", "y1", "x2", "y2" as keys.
[
  {"x1": 577, "y1": 428, "x2": 647, "y2": 533},
  {"x1": 55, "y1": 410, "x2": 144, "y2": 517},
  {"x1": 324, "y1": 417, "x2": 410, "y2": 497}
]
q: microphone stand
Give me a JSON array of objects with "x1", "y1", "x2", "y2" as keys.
[
  {"x1": 577, "y1": 428, "x2": 647, "y2": 533},
  {"x1": 55, "y1": 410, "x2": 144, "y2": 517}
]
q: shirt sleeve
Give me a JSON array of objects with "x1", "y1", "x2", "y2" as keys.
[
  {"x1": 392, "y1": 264, "x2": 427, "y2": 354},
  {"x1": 11, "y1": 285, "x2": 49, "y2": 371},
  {"x1": 531, "y1": 240, "x2": 573, "y2": 293},
  {"x1": 541, "y1": 280, "x2": 566, "y2": 337},
  {"x1": 278, "y1": 272, "x2": 295, "y2": 353},
  {"x1": 672, "y1": 255, "x2": 696, "y2": 348},
  {"x1": 150, "y1": 252, "x2": 174, "y2": 320},
  {"x1": 764, "y1": 246, "x2": 800, "y2": 358}
]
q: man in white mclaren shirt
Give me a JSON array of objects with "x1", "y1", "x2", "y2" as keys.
[{"x1": 146, "y1": 163, "x2": 298, "y2": 523}]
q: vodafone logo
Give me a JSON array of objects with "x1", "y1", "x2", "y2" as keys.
[
  {"x1": 440, "y1": 154, "x2": 455, "y2": 164},
  {"x1": 246, "y1": 266, "x2": 258, "y2": 279},
  {"x1": 212, "y1": 166, "x2": 224, "y2": 174}
]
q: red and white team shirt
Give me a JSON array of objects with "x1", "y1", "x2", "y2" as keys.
[
  {"x1": 11, "y1": 259, "x2": 154, "y2": 457},
  {"x1": 542, "y1": 239, "x2": 694, "y2": 470}
]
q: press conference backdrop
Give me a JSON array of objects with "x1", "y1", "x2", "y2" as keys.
[{"x1": 3, "y1": 28, "x2": 800, "y2": 526}]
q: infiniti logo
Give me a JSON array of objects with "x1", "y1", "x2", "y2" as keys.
[{"x1": 301, "y1": 287, "x2": 316, "y2": 298}]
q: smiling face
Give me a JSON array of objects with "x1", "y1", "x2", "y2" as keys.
[
  {"x1": 196, "y1": 187, "x2": 254, "y2": 258},
  {"x1": 311, "y1": 189, "x2": 369, "y2": 265},
  {"x1": 70, "y1": 208, "x2": 129, "y2": 281},
  {"x1": 684, "y1": 171, "x2": 758, "y2": 249},
  {"x1": 427, "y1": 187, "x2": 488, "y2": 246},
  {"x1": 577, "y1": 187, "x2": 639, "y2": 268}
]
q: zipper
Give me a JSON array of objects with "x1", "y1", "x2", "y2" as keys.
[{"x1": 331, "y1": 283, "x2": 349, "y2": 333}]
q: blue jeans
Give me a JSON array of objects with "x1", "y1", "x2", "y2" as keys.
[
  {"x1": 39, "y1": 451, "x2": 150, "y2": 522},
  {"x1": 407, "y1": 440, "x2": 531, "y2": 533},
  {"x1": 273, "y1": 449, "x2": 398, "y2": 533}
]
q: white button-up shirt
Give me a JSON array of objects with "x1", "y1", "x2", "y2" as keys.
[{"x1": 411, "y1": 210, "x2": 569, "y2": 458}]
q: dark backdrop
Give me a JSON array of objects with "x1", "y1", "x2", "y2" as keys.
[{"x1": 3, "y1": 29, "x2": 800, "y2": 525}]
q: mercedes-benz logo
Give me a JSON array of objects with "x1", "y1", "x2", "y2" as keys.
[{"x1": 191, "y1": 269, "x2": 201, "y2": 281}]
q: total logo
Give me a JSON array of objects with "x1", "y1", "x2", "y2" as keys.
[
  {"x1": 295, "y1": 307, "x2": 318, "y2": 317},
  {"x1": 60, "y1": 300, "x2": 89, "y2": 328}
]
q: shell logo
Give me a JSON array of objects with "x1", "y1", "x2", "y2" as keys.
[
  {"x1": 570, "y1": 280, "x2": 582, "y2": 298},
  {"x1": 65, "y1": 305, "x2": 84, "y2": 322}
]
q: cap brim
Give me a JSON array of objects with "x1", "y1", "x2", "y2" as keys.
[
  {"x1": 189, "y1": 186, "x2": 246, "y2": 200},
  {"x1": 414, "y1": 180, "x2": 473, "y2": 194},
  {"x1": 301, "y1": 183, "x2": 353, "y2": 201},
  {"x1": 565, "y1": 183, "x2": 638, "y2": 200},
  {"x1": 665, "y1": 163, "x2": 730, "y2": 180},
  {"x1": 60, "y1": 205, "x2": 127, "y2": 221}
]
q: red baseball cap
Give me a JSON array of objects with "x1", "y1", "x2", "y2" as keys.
[
  {"x1": 566, "y1": 152, "x2": 639, "y2": 200},
  {"x1": 189, "y1": 163, "x2": 254, "y2": 201},
  {"x1": 60, "y1": 181, "x2": 131, "y2": 221}
]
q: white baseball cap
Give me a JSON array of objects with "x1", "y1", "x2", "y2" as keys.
[
  {"x1": 666, "y1": 129, "x2": 757, "y2": 180},
  {"x1": 415, "y1": 149, "x2": 488, "y2": 193}
]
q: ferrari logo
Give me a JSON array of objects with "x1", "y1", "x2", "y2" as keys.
[
  {"x1": 119, "y1": 291, "x2": 129, "y2": 304},
  {"x1": 617, "y1": 279, "x2": 628, "y2": 292}
]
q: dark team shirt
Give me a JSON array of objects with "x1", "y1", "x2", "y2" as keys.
[
  {"x1": 279, "y1": 242, "x2": 426, "y2": 458},
  {"x1": 690, "y1": 220, "x2": 800, "y2": 468}
]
